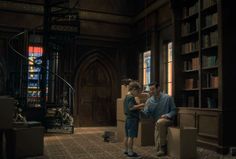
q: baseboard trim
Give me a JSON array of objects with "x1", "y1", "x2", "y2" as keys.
[{"x1": 197, "y1": 139, "x2": 229, "y2": 154}]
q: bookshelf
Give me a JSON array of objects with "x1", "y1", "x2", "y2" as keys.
[
  {"x1": 174, "y1": 0, "x2": 219, "y2": 109},
  {"x1": 171, "y1": 0, "x2": 235, "y2": 153},
  {"x1": 176, "y1": 0, "x2": 219, "y2": 109}
]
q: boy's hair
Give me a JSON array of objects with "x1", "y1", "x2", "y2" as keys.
[
  {"x1": 128, "y1": 81, "x2": 141, "y2": 91},
  {"x1": 149, "y1": 81, "x2": 160, "y2": 88}
]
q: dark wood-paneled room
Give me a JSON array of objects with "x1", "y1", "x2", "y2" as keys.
[{"x1": 0, "y1": 0, "x2": 236, "y2": 158}]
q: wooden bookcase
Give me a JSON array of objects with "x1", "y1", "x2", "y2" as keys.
[{"x1": 171, "y1": 0, "x2": 236, "y2": 154}]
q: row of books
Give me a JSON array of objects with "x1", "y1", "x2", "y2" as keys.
[
  {"x1": 182, "y1": 41, "x2": 199, "y2": 54},
  {"x1": 206, "y1": 97, "x2": 217, "y2": 108},
  {"x1": 181, "y1": 18, "x2": 199, "y2": 35},
  {"x1": 182, "y1": 95, "x2": 197, "y2": 107},
  {"x1": 183, "y1": 2, "x2": 199, "y2": 18},
  {"x1": 202, "y1": 0, "x2": 217, "y2": 10},
  {"x1": 184, "y1": 57, "x2": 199, "y2": 70},
  {"x1": 182, "y1": 96, "x2": 217, "y2": 108},
  {"x1": 204, "y1": 13, "x2": 218, "y2": 27},
  {"x1": 187, "y1": 96, "x2": 196, "y2": 107},
  {"x1": 202, "y1": 55, "x2": 217, "y2": 67},
  {"x1": 202, "y1": 73, "x2": 219, "y2": 88},
  {"x1": 202, "y1": 31, "x2": 218, "y2": 48},
  {"x1": 185, "y1": 78, "x2": 199, "y2": 89}
]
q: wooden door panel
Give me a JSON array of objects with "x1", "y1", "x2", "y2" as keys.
[
  {"x1": 77, "y1": 60, "x2": 113, "y2": 126},
  {"x1": 79, "y1": 97, "x2": 93, "y2": 121}
]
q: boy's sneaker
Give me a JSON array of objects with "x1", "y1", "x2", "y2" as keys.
[
  {"x1": 124, "y1": 151, "x2": 128, "y2": 155},
  {"x1": 127, "y1": 152, "x2": 140, "y2": 157}
]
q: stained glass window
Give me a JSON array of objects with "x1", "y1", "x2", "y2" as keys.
[
  {"x1": 27, "y1": 46, "x2": 49, "y2": 107},
  {"x1": 143, "y1": 50, "x2": 151, "y2": 91},
  {"x1": 27, "y1": 46, "x2": 43, "y2": 107}
]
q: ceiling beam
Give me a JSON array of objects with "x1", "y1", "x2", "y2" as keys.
[
  {"x1": 133, "y1": 0, "x2": 168, "y2": 23},
  {"x1": 0, "y1": 1, "x2": 43, "y2": 15},
  {"x1": 2, "y1": 0, "x2": 44, "y2": 6}
]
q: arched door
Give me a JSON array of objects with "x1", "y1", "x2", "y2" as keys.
[{"x1": 77, "y1": 59, "x2": 113, "y2": 126}]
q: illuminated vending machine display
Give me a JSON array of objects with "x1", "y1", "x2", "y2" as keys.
[{"x1": 27, "y1": 46, "x2": 43, "y2": 107}]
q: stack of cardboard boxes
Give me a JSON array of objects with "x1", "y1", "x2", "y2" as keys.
[
  {"x1": 116, "y1": 85, "x2": 155, "y2": 146},
  {"x1": 0, "y1": 96, "x2": 44, "y2": 159},
  {"x1": 0, "y1": 96, "x2": 15, "y2": 158},
  {"x1": 0, "y1": 96, "x2": 15, "y2": 129},
  {"x1": 6, "y1": 125, "x2": 44, "y2": 159}
]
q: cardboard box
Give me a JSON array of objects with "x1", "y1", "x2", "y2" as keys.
[
  {"x1": 6, "y1": 126, "x2": 44, "y2": 159},
  {"x1": 117, "y1": 119, "x2": 125, "y2": 142},
  {"x1": 136, "y1": 119, "x2": 155, "y2": 146},
  {"x1": 116, "y1": 98, "x2": 125, "y2": 121},
  {"x1": 0, "y1": 97, "x2": 14, "y2": 129},
  {"x1": 121, "y1": 85, "x2": 128, "y2": 99},
  {"x1": 117, "y1": 119, "x2": 155, "y2": 146},
  {"x1": 167, "y1": 127, "x2": 197, "y2": 159}
]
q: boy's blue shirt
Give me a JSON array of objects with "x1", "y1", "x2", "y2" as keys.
[{"x1": 124, "y1": 95, "x2": 139, "y2": 119}]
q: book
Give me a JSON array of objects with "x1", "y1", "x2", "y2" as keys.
[
  {"x1": 188, "y1": 96, "x2": 195, "y2": 107},
  {"x1": 207, "y1": 97, "x2": 217, "y2": 108}
]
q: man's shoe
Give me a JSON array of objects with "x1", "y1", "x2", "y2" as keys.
[{"x1": 156, "y1": 145, "x2": 167, "y2": 157}]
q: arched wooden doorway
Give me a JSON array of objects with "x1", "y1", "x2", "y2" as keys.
[{"x1": 75, "y1": 52, "x2": 116, "y2": 126}]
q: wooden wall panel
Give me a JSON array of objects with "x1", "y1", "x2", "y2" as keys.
[
  {"x1": 80, "y1": 20, "x2": 131, "y2": 39},
  {"x1": 198, "y1": 114, "x2": 219, "y2": 139},
  {"x1": 78, "y1": 0, "x2": 134, "y2": 15},
  {"x1": 157, "y1": 4, "x2": 171, "y2": 25}
]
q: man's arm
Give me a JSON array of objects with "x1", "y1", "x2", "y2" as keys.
[
  {"x1": 140, "y1": 98, "x2": 152, "y2": 117},
  {"x1": 130, "y1": 103, "x2": 145, "y2": 110},
  {"x1": 162, "y1": 97, "x2": 176, "y2": 119}
]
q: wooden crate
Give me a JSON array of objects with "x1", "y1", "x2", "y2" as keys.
[
  {"x1": 167, "y1": 127, "x2": 197, "y2": 159},
  {"x1": 6, "y1": 126, "x2": 44, "y2": 159}
]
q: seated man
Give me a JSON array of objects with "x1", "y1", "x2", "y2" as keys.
[{"x1": 142, "y1": 82, "x2": 176, "y2": 156}]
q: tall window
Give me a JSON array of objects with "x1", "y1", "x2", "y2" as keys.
[
  {"x1": 139, "y1": 50, "x2": 151, "y2": 91},
  {"x1": 162, "y1": 42, "x2": 173, "y2": 96},
  {"x1": 27, "y1": 46, "x2": 49, "y2": 107},
  {"x1": 28, "y1": 46, "x2": 43, "y2": 107},
  {"x1": 167, "y1": 42, "x2": 173, "y2": 96}
]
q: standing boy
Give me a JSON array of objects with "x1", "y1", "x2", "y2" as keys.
[{"x1": 123, "y1": 81, "x2": 144, "y2": 157}]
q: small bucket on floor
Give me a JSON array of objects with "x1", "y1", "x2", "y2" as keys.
[{"x1": 102, "y1": 131, "x2": 118, "y2": 143}]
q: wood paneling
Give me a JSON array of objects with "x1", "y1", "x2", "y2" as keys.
[
  {"x1": 78, "y1": 61, "x2": 112, "y2": 126},
  {"x1": 80, "y1": 20, "x2": 132, "y2": 39},
  {"x1": 198, "y1": 114, "x2": 219, "y2": 139},
  {"x1": 178, "y1": 108, "x2": 222, "y2": 152},
  {"x1": 78, "y1": 0, "x2": 135, "y2": 16}
]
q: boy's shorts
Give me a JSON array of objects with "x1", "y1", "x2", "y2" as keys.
[{"x1": 125, "y1": 118, "x2": 139, "y2": 138}]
